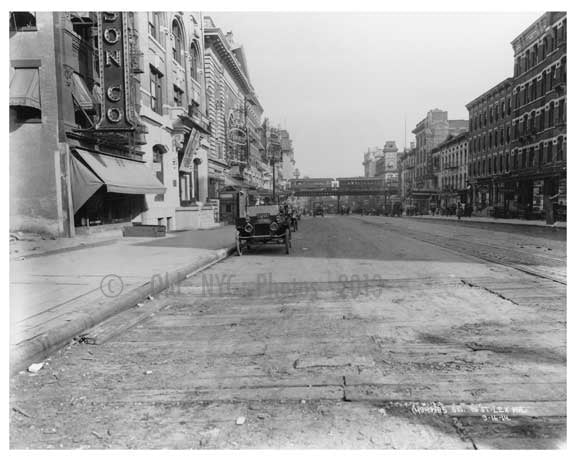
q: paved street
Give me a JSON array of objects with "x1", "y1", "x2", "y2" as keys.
[{"x1": 10, "y1": 216, "x2": 566, "y2": 449}]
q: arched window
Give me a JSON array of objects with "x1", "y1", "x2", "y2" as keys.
[
  {"x1": 172, "y1": 19, "x2": 183, "y2": 65},
  {"x1": 190, "y1": 42, "x2": 200, "y2": 82}
]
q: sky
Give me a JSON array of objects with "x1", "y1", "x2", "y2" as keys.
[{"x1": 207, "y1": 11, "x2": 540, "y2": 178}]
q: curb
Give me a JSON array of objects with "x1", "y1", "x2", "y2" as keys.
[
  {"x1": 405, "y1": 216, "x2": 567, "y2": 230},
  {"x1": 10, "y1": 245, "x2": 236, "y2": 376}
]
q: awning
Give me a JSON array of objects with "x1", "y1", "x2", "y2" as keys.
[
  {"x1": 74, "y1": 148, "x2": 166, "y2": 195},
  {"x1": 70, "y1": 155, "x2": 104, "y2": 213},
  {"x1": 71, "y1": 73, "x2": 95, "y2": 110},
  {"x1": 10, "y1": 67, "x2": 40, "y2": 109},
  {"x1": 225, "y1": 176, "x2": 246, "y2": 188}
]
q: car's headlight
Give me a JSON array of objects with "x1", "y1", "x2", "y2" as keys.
[
  {"x1": 244, "y1": 223, "x2": 254, "y2": 233},
  {"x1": 270, "y1": 222, "x2": 279, "y2": 232}
]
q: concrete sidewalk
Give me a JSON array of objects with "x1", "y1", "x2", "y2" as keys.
[
  {"x1": 406, "y1": 214, "x2": 567, "y2": 229},
  {"x1": 10, "y1": 225, "x2": 236, "y2": 374}
]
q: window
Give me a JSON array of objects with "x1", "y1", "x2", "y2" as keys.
[
  {"x1": 547, "y1": 142, "x2": 553, "y2": 163},
  {"x1": 10, "y1": 12, "x2": 36, "y2": 31},
  {"x1": 553, "y1": 26, "x2": 558, "y2": 49},
  {"x1": 548, "y1": 106, "x2": 554, "y2": 128},
  {"x1": 190, "y1": 42, "x2": 200, "y2": 81},
  {"x1": 541, "y1": 72, "x2": 547, "y2": 95},
  {"x1": 173, "y1": 85, "x2": 184, "y2": 107},
  {"x1": 522, "y1": 87, "x2": 527, "y2": 105},
  {"x1": 558, "y1": 99, "x2": 565, "y2": 124},
  {"x1": 148, "y1": 12, "x2": 165, "y2": 46},
  {"x1": 506, "y1": 126, "x2": 511, "y2": 143},
  {"x1": 172, "y1": 19, "x2": 183, "y2": 65},
  {"x1": 10, "y1": 67, "x2": 41, "y2": 123},
  {"x1": 557, "y1": 137, "x2": 564, "y2": 162},
  {"x1": 538, "y1": 143, "x2": 544, "y2": 166},
  {"x1": 149, "y1": 65, "x2": 163, "y2": 114}
]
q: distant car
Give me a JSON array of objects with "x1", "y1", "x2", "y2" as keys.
[{"x1": 314, "y1": 207, "x2": 324, "y2": 217}]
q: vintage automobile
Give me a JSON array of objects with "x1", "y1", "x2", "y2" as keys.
[{"x1": 235, "y1": 204, "x2": 291, "y2": 255}]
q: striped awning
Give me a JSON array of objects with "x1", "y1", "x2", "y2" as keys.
[
  {"x1": 10, "y1": 67, "x2": 40, "y2": 110},
  {"x1": 73, "y1": 148, "x2": 166, "y2": 196}
]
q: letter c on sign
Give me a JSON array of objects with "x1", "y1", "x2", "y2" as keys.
[
  {"x1": 107, "y1": 86, "x2": 122, "y2": 102},
  {"x1": 107, "y1": 108, "x2": 123, "y2": 123}
]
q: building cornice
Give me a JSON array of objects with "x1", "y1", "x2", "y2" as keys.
[
  {"x1": 204, "y1": 28, "x2": 253, "y2": 94},
  {"x1": 465, "y1": 77, "x2": 514, "y2": 110}
]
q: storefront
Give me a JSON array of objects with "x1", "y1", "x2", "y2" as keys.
[{"x1": 70, "y1": 147, "x2": 166, "y2": 229}]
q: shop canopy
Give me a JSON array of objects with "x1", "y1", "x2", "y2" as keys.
[
  {"x1": 71, "y1": 148, "x2": 166, "y2": 212},
  {"x1": 10, "y1": 67, "x2": 40, "y2": 109}
]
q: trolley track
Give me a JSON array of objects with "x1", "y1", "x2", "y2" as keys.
[{"x1": 358, "y1": 217, "x2": 566, "y2": 285}]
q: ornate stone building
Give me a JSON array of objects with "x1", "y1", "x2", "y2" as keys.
[
  {"x1": 432, "y1": 132, "x2": 469, "y2": 211},
  {"x1": 203, "y1": 17, "x2": 267, "y2": 198},
  {"x1": 409, "y1": 109, "x2": 467, "y2": 213}
]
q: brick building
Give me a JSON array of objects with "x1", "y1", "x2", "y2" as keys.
[
  {"x1": 465, "y1": 11, "x2": 566, "y2": 221},
  {"x1": 510, "y1": 11, "x2": 567, "y2": 221},
  {"x1": 466, "y1": 78, "x2": 514, "y2": 215}
]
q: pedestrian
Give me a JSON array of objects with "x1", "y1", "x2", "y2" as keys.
[{"x1": 456, "y1": 202, "x2": 463, "y2": 220}]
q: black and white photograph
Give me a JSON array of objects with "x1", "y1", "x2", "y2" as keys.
[{"x1": 7, "y1": 0, "x2": 571, "y2": 453}]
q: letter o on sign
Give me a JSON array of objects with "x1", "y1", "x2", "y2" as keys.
[
  {"x1": 107, "y1": 108, "x2": 123, "y2": 123},
  {"x1": 104, "y1": 28, "x2": 120, "y2": 44}
]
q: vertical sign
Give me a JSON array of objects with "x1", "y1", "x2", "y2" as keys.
[
  {"x1": 180, "y1": 129, "x2": 200, "y2": 172},
  {"x1": 95, "y1": 12, "x2": 135, "y2": 131}
]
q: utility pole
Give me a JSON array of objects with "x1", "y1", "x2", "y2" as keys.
[{"x1": 272, "y1": 155, "x2": 276, "y2": 204}]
